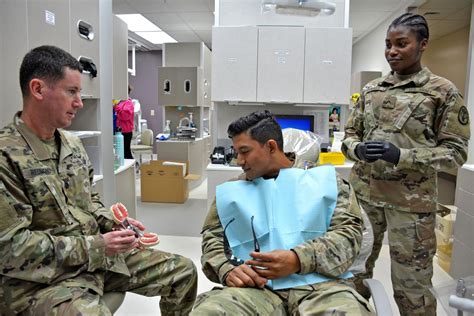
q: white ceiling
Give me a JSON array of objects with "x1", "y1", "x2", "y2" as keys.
[{"x1": 112, "y1": 0, "x2": 472, "y2": 50}]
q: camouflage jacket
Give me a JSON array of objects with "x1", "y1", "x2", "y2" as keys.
[
  {"x1": 0, "y1": 114, "x2": 129, "y2": 313},
  {"x1": 200, "y1": 165, "x2": 363, "y2": 288},
  {"x1": 343, "y1": 68, "x2": 470, "y2": 212}
]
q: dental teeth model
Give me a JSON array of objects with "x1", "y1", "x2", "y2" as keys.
[{"x1": 110, "y1": 203, "x2": 160, "y2": 247}]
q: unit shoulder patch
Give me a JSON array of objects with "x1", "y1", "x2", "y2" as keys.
[{"x1": 458, "y1": 106, "x2": 469, "y2": 125}]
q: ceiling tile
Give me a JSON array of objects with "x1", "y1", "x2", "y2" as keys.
[
  {"x1": 144, "y1": 13, "x2": 191, "y2": 31},
  {"x1": 125, "y1": 0, "x2": 172, "y2": 13},
  {"x1": 112, "y1": 0, "x2": 136, "y2": 14},
  {"x1": 419, "y1": 0, "x2": 472, "y2": 10},
  {"x1": 444, "y1": 7, "x2": 472, "y2": 21},
  {"x1": 350, "y1": 0, "x2": 405, "y2": 12},
  {"x1": 165, "y1": 0, "x2": 213, "y2": 13},
  {"x1": 349, "y1": 12, "x2": 387, "y2": 32},
  {"x1": 419, "y1": 7, "x2": 464, "y2": 20},
  {"x1": 179, "y1": 12, "x2": 214, "y2": 30},
  {"x1": 429, "y1": 19, "x2": 470, "y2": 39},
  {"x1": 165, "y1": 30, "x2": 201, "y2": 42}
]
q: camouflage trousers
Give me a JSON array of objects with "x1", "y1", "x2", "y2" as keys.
[
  {"x1": 353, "y1": 200, "x2": 437, "y2": 315},
  {"x1": 15, "y1": 248, "x2": 197, "y2": 316},
  {"x1": 191, "y1": 280, "x2": 374, "y2": 315}
]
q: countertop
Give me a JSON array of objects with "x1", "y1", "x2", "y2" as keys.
[{"x1": 156, "y1": 135, "x2": 210, "y2": 143}]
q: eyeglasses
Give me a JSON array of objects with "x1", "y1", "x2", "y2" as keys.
[{"x1": 223, "y1": 215, "x2": 260, "y2": 266}]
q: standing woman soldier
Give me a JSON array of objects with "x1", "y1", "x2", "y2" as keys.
[{"x1": 342, "y1": 12, "x2": 470, "y2": 315}]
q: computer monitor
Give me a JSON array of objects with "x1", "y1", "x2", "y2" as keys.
[{"x1": 275, "y1": 114, "x2": 314, "y2": 132}]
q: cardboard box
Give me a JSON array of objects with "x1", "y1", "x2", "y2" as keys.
[
  {"x1": 140, "y1": 160, "x2": 200, "y2": 203},
  {"x1": 437, "y1": 251, "x2": 451, "y2": 273},
  {"x1": 435, "y1": 210, "x2": 456, "y2": 240},
  {"x1": 435, "y1": 230, "x2": 453, "y2": 256}
]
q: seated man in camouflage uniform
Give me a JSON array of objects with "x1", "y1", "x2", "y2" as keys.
[
  {"x1": 192, "y1": 111, "x2": 373, "y2": 315},
  {"x1": 0, "y1": 45, "x2": 197, "y2": 315}
]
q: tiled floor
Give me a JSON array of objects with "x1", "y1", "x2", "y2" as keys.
[{"x1": 115, "y1": 175, "x2": 454, "y2": 315}]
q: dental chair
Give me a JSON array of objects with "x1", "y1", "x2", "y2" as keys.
[
  {"x1": 131, "y1": 128, "x2": 154, "y2": 166},
  {"x1": 282, "y1": 128, "x2": 392, "y2": 315}
]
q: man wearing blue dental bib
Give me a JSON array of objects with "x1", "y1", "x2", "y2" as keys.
[{"x1": 192, "y1": 111, "x2": 374, "y2": 315}]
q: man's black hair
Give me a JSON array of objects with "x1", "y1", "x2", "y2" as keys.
[
  {"x1": 389, "y1": 12, "x2": 429, "y2": 41},
  {"x1": 227, "y1": 110, "x2": 283, "y2": 151},
  {"x1": 19, "y1": 45, "x2": 83, "y2": 97}
]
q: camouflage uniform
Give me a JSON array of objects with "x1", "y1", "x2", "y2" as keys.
[
  {"x1": 342, "y1": 68, "x2": 470, "y2": 315},
  {"x1": 0, "y1": 113, "x2": 197, "y2": 315},
  {"x1": 192, "y1": 165, "x2": 374, "y2": 315}
]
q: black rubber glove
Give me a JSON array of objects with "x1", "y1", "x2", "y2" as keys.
[
  {"x1": 356, "y1": 141, "x2": 400, "y2": 164},
  {"x1": 380, "y1": 141, "x2": 400, "y2": 165},
  {"x1": 355, "y1": 142, "x2": 384, "y2": 162}
]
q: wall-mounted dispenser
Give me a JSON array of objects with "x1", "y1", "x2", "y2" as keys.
[
  {"x1": 77, "y1": 20, "x2": 94, "y2": 40},
  {"x1": 164, "y1": 79, "x2": 171, "y2": 95},
  {"x1": 78, "y1": 56, "x2": 97, "y2": 78},
  {"x1": 184, "y1": 79, "x2": 191, "y2": 94}
]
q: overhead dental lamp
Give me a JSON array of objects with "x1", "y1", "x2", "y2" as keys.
[{"x1": 262, "y1": 0, "x2": 336, "y2": 17}]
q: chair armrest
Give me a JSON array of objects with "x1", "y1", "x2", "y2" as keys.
[{"x1": 363, "y1": 279, "x2": 393, "y2": 316}]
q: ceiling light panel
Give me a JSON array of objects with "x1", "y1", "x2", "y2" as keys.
[
  {"x1": 116, "y1": 14, "x2": 161, "y2": 32},
  {"x1": 135, "y1": 31, "x2": 177, "y2": 44}
]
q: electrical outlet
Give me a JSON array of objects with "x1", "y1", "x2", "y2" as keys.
[{"x1": 150, "y1": 109, "x2": 155, "y2": 116}]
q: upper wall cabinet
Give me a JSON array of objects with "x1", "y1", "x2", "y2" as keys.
[
  {"x1": 212, "y1": 26, "x2": 352, "y2": 105},
  {"x1": 70, "y1": 0, "x2": 100, "y2": 98},
  {"x1": 158, "y1": 67, "x2": 203, "y2": 107},
  {"x1": 304, "y1": 28, "x2": 352, "y2": 105},
  {"x1": 27, "y1": 1, "x2": 70, "y2": 52},
  {"x1": 257, "y1": 27, "x2": 305, "y2": 103},
  {"x1": 212, "y1": 26, "x2": 258, "y2": 102}
]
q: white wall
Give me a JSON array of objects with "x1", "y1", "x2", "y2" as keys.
[
  {"x1": 0, "y1": 0, "x2": 28, "y2": 128},
  {"x1": 351, "y1": 7, "x2": 409, "y2": 76}
]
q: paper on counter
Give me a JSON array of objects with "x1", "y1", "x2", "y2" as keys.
[
  {"x1": 163, "y1": 161, "x2": 187, "y2": 176},
  {"x1": 331, "y1": 131, "x2": 345, "y2": 152}
]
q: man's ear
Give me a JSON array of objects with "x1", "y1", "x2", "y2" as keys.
[
  {"x1": 267, "y1": 139, "x2": 279, "y2": 153},
  {"x1": 29, "y1": 79, "x2": 46, "y2": 100}
]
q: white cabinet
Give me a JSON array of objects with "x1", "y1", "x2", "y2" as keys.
[
  {"x1": 70, "y1": 0, "x2": 100, "y2": 98},
  {"x1": 113, "y1": 15, "x2": 128, "y2": 100},
  {"x1": 211, "y1": 26, "x2": 352, "y2": 105},
  {"x1": 257, "y1": 27, "x2": 305, "y2": 103},
  {"x1": 212, "y1": 26, "x2": 258, "y2": 102},
  {"x1": 304, "y1": 28, "x2": 352, "y2": 105}
]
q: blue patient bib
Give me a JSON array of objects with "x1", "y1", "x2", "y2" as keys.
[{"x1": 216, "y1": 166, "x2": 352, "y2": 290}]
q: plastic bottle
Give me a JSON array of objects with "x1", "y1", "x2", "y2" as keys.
[
  {"x1": 188, "y1": 112, "x2": 196, "y2": 128},
  {"x1": 113, "y1": 147, "x2": 120, "y2": 170},
  {"x1": 114, "y1": 127, "x2": 125, "y2": 166},
  {"x1": 164, "y1": 119, "x2": 171, "y2": 134}
]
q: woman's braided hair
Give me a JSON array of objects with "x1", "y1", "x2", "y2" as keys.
[{"x1": 389, "y1": 13, "x2": 429, "y2": 41}]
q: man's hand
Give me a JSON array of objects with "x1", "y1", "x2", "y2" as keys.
[
  {"x1": 245, "y1": 250, "x2": 301, "y2": 280},
  {"x1": 126, "y1": 217, "x2": 145, "y2": 231},
  {"x1": 102, "y1": 230, "x2": 138, "y2": 256},
  {"x1": 225, "y1": 264, "x2": 268, "y2": 288}
]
